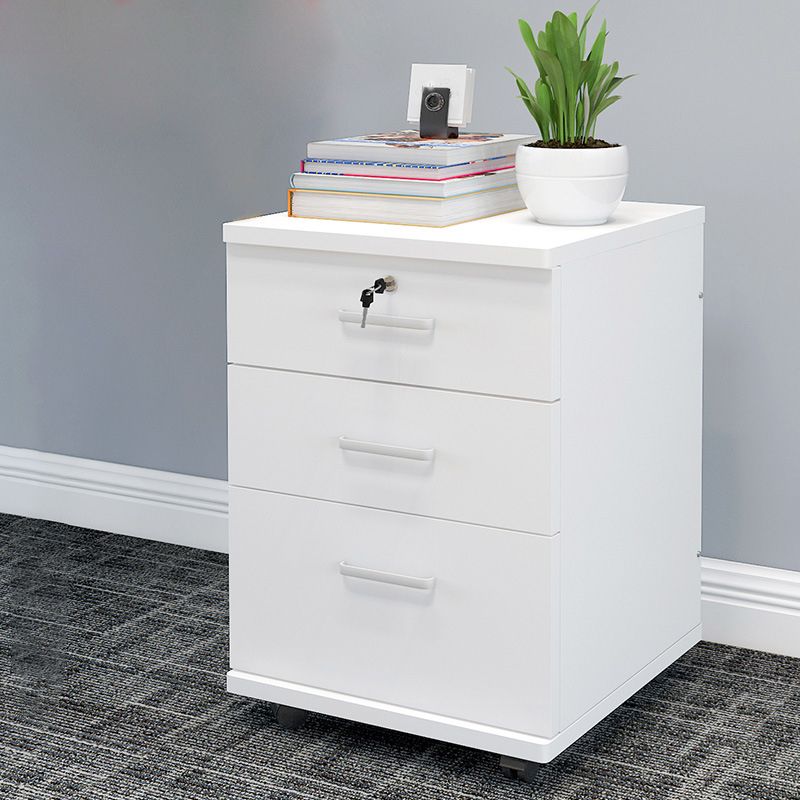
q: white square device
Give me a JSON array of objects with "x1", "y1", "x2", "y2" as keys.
[{"x1": 407, "y1": 64, "x2": 475, "y2": 128}]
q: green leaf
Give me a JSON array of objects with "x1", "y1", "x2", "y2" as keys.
[
  {"x1": 535, "y1": 78, "x2": 553, "y2": 120},
  {"x1": 567, "y1": 11, "x2": 578, "y2": 28},
  {"x1": 590, "y1": 60, "x2": 617, "y2": 110},
  {"x1": 579, "y1": 59, "x2": 593, "y2": 87},
  {"x1": 552, "y1": 12, "x2": 581, "y2": 139},
  {"x1": 586, "y1": 89, "x2": 621, "y2": 136},
  {"x1": 594, "y1": 94, "x2": 621, "y2": 115},
  {"x1": 507, "y1": 67, "x2": 550, "y2": 139},
  {"x1": 544, "y1": 19, "x2": 555, "y2": 51},
  {"x1": 506, "y1": 67, "x2": 535, "y2": 105},
  {"x1": 578, "y1": 1, "x2": 599, "y2": 57},
  {"x1": 553, "y1": 12, "x2": 581, "y2": 76},
  {"x1": 506, "y1": 67, "x2": 530, "y2": 94},
  {"x1": 590, "y1": 63, "x2": 610, "y2": 102},
  {"x1": 536, "y1": 49, "x2": 568, "y2": 142},
  {"x1": 589, "y1": 18, "x2": 607, "y2": 62},
  {"x1": 517, "y1": 94, "x2": 536, "y2": 119},
  {"x1": 518, "y1": 18, "x2": 546, "y2": 78},
  {"x1": 528, "y1": 101, "x2": 552, "y2": 140},
  {"x1": 579, "y1": 1, "x2": 600, "y2": 33},
  {"x1": 609, "y1": 74, "x2": 635, "y2": 91},
  {"x1": 587, "y1": 93, "x2": 621, "y2": 132},
  {"x1": 535, "y1": 78, "x2": 554, "y2": 138},
  {"x1": 538, "y1": 30, "x2": 550, "y2": 51},
  {"x1": 585, "y1": 18, "x2": 607, "y2": 88},
  {"x1": 518, "y1": 19, "x2": 537, "y2": 60}
]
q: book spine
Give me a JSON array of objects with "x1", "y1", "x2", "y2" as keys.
[
  {"x1": 288, "y1": 186, "x2": 511, "y2": 202},
  {"x1": 337, "y1": 165, "x2": 514, "y2": 182},
  {"x1": 287, "y1": 189, "x2": 295, "y2": 217},
  {"x1": 305, "y1": 158, "x2": 444, "y2": 169}
]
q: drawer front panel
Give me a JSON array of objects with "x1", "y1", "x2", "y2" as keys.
[
  {"x1": 228, "y1": 366, "x2": 560, "y2": 534},
  {"x1": 227, "y1": 245, "x2": 560, "y2": 401},
  {"x1": 229, "y1": 487, "x2": 560, "y2": 736}
]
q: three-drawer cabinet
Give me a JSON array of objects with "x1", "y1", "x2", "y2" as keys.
[{"x1": 224, "y1": 204, "x2": 704, "y2": 778}]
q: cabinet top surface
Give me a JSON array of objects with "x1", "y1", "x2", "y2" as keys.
[{"x1": 223, "y1": 201, "x2": 704, "y2": 268}]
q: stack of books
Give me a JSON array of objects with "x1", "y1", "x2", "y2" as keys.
[{"x1": 288, "y1": 131, "x2": 535, "y2": 227}]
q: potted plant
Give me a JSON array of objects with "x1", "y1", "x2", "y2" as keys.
[{"x1": 508, "y1": 3, "x2": 632, "y2": 225}]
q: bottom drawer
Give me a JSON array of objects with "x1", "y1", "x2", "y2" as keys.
[{"x1": 229, "y1": 487, "x2": 560, "y2": 736}]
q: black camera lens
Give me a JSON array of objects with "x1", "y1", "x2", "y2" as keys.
[{"x1": 424, "y1": 91, "x2": 445, "y2": 112}]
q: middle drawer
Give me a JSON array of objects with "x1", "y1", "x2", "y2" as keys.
[{"x1": 228, "y1": 365, "x2": 560, "y2": 534}]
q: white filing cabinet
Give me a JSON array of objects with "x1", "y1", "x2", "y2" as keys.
[{"x1": 224, "y1": 203, "x2": 704, "y2": 779}]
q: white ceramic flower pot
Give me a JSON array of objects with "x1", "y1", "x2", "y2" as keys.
[{"x1": 515, "y1": 143, "x2": 629, "y2": 226}]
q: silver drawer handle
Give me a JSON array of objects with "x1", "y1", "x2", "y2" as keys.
[
  {"x1": 339, "y1": 561, "x2": 436, "y2": 591},
  {"x1": 338, "y1": 309, "x2": 435, "y2": 331},
  {"x1": 338, "y1": 435, "x2": 435, "y2": 462}
]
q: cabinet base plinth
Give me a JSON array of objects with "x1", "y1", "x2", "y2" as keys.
[{"x1": 228, "y1": 624, "x2": 700, "y2": 764}]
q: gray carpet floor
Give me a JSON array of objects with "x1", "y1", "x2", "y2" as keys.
[{"x1": 1, "y1": 513, "x2": 799, "y2": 799}]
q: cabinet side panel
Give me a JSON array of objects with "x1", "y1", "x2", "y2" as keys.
[{"x1": 559, "y1": 225, "x2": 703, "y2": 728}]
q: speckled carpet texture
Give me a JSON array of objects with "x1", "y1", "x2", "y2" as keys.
[{"x1": 1, "y1": 513, "x2": 799, "y2": 799}]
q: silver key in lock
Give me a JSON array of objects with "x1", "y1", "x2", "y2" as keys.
[{"x1": 359, "y1": 276, "x2": 396, "y2": 328}]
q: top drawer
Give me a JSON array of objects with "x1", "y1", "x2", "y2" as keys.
[{"x1": 227, "y1": 245, "x2": 560, "y2": 400}]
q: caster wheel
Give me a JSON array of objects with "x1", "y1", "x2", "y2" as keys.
[
  {"x1": 501, "y1": 766, "x2": 516, "y2": 780},
  {"x1": 499, "y1": 755, "x2": 541, "y2": 784},
  {"x1": 273, "y1": 704, "x2": 309, "y2": 730}
]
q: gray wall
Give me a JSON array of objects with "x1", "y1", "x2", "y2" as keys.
[{"x1": 1, "y1": 1, "x2": 798, "y2": 571}]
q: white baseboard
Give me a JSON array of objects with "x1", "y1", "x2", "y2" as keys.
[
  {"x1": 701, "y1": 556, "x2": 800, "y2": 659},
  {"x1": 0, "y1": 445, "x2": 228, "y2": 552},
  {"x1": 1, "y1": 445, "x2": 798, "y2": 658}
]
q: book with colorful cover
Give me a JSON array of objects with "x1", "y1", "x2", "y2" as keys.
[
  {"x1": 300, "y1": 154, "x2": 516, "y2": 180},
  {"x1": 306, "y1": 131, "x2": 535, "y2": 166}
]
